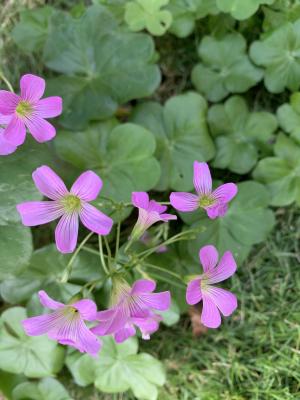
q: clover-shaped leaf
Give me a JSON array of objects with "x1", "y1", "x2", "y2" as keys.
[
  {"x1": 263, "y1": 1, "x2": 300, "y2": 32},
  {"x1": 277, "y1": 92, "x2": 300, "y2": 144},
  {"x1": 253, "y1": 134, "x2": 300, "y2": 206},
  {"x1": 208, "y1": 96, "x2": 278, "y2": 174},
  {"x1": 192, "y1": 33, "x2": 263, "y2": 102},
  {"x1": 181, "y1": 181, "x2": 275, "y2": 263},
  {"x1": 55, "y1": 121, "x2": 160, "y2": 201},
  {"x1": 94, "y1": 0, "x2": 128, "y2": 21},
  {"x1": 131, "y1": 92, "x2": 215, "y2": 191},
  {"x1": 66, "y1": 337, "x2": 166, "y2": 400},
  {"x1": 125, "y1": 0, "x2": 172, "y2": 36},
  {"x1": 44, "y1": 5, "x2": 160, "y2": 129},
  {"x1": 12, "y1": 378, "x2": 72, "y2": 400},
  {"x1": 0, "y1": 307, "x2": 64, "y2": 378},
  {"x1": 216, "y1": 0, "x2": 275, "y2": 20},
  {"x1": 250, "y1": 21, "x2": 300, "y2": 93}
]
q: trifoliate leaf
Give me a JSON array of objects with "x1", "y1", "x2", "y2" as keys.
[
  {"x1": 216, "y1": 0, "x2": 275, "y2": 20},
  {"x1": 192, "y1": 33, "x2": 263, "y2": 101},
  {"x1": 253, "y1": 134, "x2": 300, "y2": 206},
  {"x1": 250, "y1": 21, "x2": 300, "y2": 93},
  {"x1": 208, "y1": 96, "x2": 278, "y2": 174},
  {"x1": 44, "y1": 5, "x2": 160, "y2": 129},
  {"x1": 12, "y1": 378, "x2": 72, "y2": 400},
  {"x1": 277, "y1": 92, "x2": 300, "y2": 144},
  {"x1": 0, "y1": 307, "x2": 64, "y2": 378},
  {"x1": 131, "y1": 92, "x2": 215, "y2": 191}
]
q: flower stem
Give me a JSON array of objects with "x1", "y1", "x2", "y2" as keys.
[
  {"x1": 0, "y1": 71, "x2": 14, "y2": 92},
  {"x1": 98, "y1": 235, "x2": 110, "y2": 275},
  {"x1": 144, "y1": 263, "x2": 183, "y2": 281},
  {"x1": 115, "y1": 221, "x2": 121, "y2": 258},
  {"x1": 60, "y1": 232, "x2": 94, "y2": 283}
]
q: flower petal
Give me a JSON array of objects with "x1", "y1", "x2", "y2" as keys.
[
  {"x1": 72, "y1": 299, "x2": 97, "y2": 321},
  {"x1": 199, "y1": 245, "x2": 219, "y2": 273},
  {"x1": 16, "y1": 201, "x2": 64, "y2": 226},
  {"x1": 32, "y1": 165, "x2": 68, "y2": 200},
  {"x1": 92, "y1": 305, "x2": 130, "y2": 335},
  {"x1": 193, "y1": 161, "x2": 212, "y2": 195},
  {"x1": 25, "y1": 116, "x2": 56, "y2": 142},
  {"x1": 0, "y1": 91, "x2": 19, "y2": 114},
  {"x1": 114, "y1": 324, "x2": 136, "y2": 343},
  {"x1": 201, "y1": 294, "x2": 221, "y2": 328},
  {"x1": 70, "y1": 171, "x2": 102, "y2": 201},
  {"x1": 80, "y1": 203, "x2": 113, "y2": 235},
  {"x1": 160, "y1": 213, "x2": 177, "y2": 221},
  {"x1": 0, "y1": 114, "x2": 12, "y2": 125},
  {"x1": 206, "y1": 204, "x2": 228, "y2": 219},
  {"x1": 212, "y1": 183, "x2": 238, "y2": 204},
  {"x1": 147, "y1": 200, "x2": 167, "y2": 214},
  {"x1": 139, "y1": 291, "x2": 171, "y2": 311},
  {"x1": 36, "y1": 96, "x2": 62, "y2": 118},
  {"x1": 170, "y1": 192, "x2": 199, "y2": 212},
  {"x1": 20, "y1": 74, "x2": 45, "y2": 102},
  {"x1": 39, "y1": 290, "x2": 65, "y2": 310},
  {"x1": 186, "y1": 278, "x2": 202, "y2": 305},
  {"x1": 22, "y1": 314, "x2": 59, "y2": 336},
  {"x1": 55, "y1": 213, "x2": 79, "y2": 254},
  {"x1": 132, "y1": 192, "x2": 149, "y2": 209},
  {"x1": 206, "y1": 287, "x2": 237, "y2": 317},
  {"x1": 131, "y1": 279, "x2": 156, "y2": 295},
  {"x1": 0, "y1": 132, "x2": 17, "y2": 155},
  {"x1": 133, "y1": 316, "x2": 160, "y2": 340},
  {"x1": 3, "y1": 115, "x2": 26, "y2": 146},
  {"x1": 207, "y1": 251, "x2": 237, "y2": 284}
]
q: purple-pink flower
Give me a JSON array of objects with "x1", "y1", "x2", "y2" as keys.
[
  {"x1": 16, "y1": 165, "x2": 113, "y2": 253},
  {"x1": 186, "y1": 245, "x2": 237, "y2": 328},
  {"x1": 0, "y1": 114, "x2": 16, "y2": 155},
  {"x1": 170, "y1": 161, "x2": 237, "y2": 219},
  {"x1": 0, "y1": 74, "x2": 62, "y2": 146},
  {"x1": 22, "y1": 291, "x2": 101, "y2": 357},
  {"x1": 92, "y1": 279, "x2": 170, "y2": 343},
  {"x1": 131, "y1": 192, "x2": 177, "y2": 241}
]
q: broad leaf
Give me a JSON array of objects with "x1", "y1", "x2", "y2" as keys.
[
  {"x1": 55, "y1": 121, "x2": 160, "y2": 201},
  {"x1": 253, "y1": 134, "x2": 300, "y2": 206},
  {"x1": 131, "y1": 92, "x2": 215, "y2": 191},
  {"x1": 216, "y1": 0, "x2": 275, "y2": 20},
  {"x1": 66, "y1": 337, "x2": 166, "y2": 400},
  {"x1": 0, "y1": 307, "x2": 64, "y2": 378},
  {"x1": 208, "y1": 96, "x2": 278, "y2": 173},
  {"x1": 125, "y1": 0, "x2": 173, "y2": 36},
  {"x1": 250, "y1": 21, "x2": 300, "y2": 93},
  {"x1": 12, "y1": 378, "x2": 72, "y2": 400},
  {"x1": 192, "y1": 33, "x2": 263, "y2": 101},
  {"x1": 44, "y1": 5, "x2": 160, "y2": 129},
  {"x1": 0, "y1": 371, "x2": 25, "y2": 400},
  {"x1": 277, "y1": 92, "x2": 300, "y2": 144},
  {"x1": 263, "y1": 1, "x2": 300, "y2": 32},
  {"x1": 93, "y1": 0, "x2": 128, "y2": 21}
]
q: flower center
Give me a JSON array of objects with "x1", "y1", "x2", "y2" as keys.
[
  {"x1": 16, "y1": 100, "x2": 33, "y2": 117},
  {"x1": 199, "y1": 195, "x2": 215, "y2": 208},
  {"x1": 61, "y1": 194, "x2": 82, "y2": 213}
]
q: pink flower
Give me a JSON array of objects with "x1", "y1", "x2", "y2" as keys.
[
  {"x1": 131, "y1": 192, "x2": 177, "y2": 241},
  {"x1": 0, "y1": 114, "x2": 16, "y2": 155},
  {"x1": 170, "y1": 161, "x2": 237, "y2": 219},
  {"x1": 22, "y1": 290, "x2": 101, "y2": 357},
  {"x1": 186, "y1": 245, "x2": 237, "y2": 328},
  {"x1": 92, "y1": 279, "x2": 170, "y2": 343},
  {"x1": 16, "y1": 165, "x2": 113, "y2": 253},
  {"x1": 0, "y1": 74, "x2": 62, "y2": 146}
]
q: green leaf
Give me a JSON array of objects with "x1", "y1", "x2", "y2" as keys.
[
  {"x1": 12, "y1": 378, "x2": 72, "y2": 400},
  {"x1": 216, "y1": 0, "x2": 275, "y2": 20},
  {"x1": 277, "y1": 92, "x2": 300, "y2": 144},
  {"x1": 125, "y1": 0, "x2": 172, "y2": 36},
  {"x1": 67, "y1": 336, "x2": 165, "y2": 400},
  {"x1": 0, "y1": 224, "x2": 32, "y2": 281},
  {"x1": 0, "y1": 371, "x2": 26, "y2": 400},
  {"x1": 192, "y1": 33, "x2": 263, "y2": 101},
  {"x1": 253, "y1": 134, "x2": 300, "y2": 206},
  {"x1": 250, "y1": 21, "x2": 300, "y2": 93},
  {"x1": 55, "y1": 121, "x2": 160, "y2": 201},
  {"x1": 44, "y1": 5, "x2": 160, "y2": 129},
  {"x1": 131, "y1": 92, "x2": 215, "y2": 191},
  {"x1": 0, "y1": 307, "x2": 64, "y2": 378},
  {"x1": 12, "y1": 6, "x2": 55, "y2": 53},
  {"x1": 93, "y1": 0, "x2": 127, "y2": 21},
  {"x1": 158, "y1": 300, "x2": 180, "y2": 326},
  {"x1": 262, "y1": 0, "x2": 300, "y2": 32},
  {"x1": 183, "y1": 181, "x2": 275, "y2": 263},
  {"x1": 208, "y1": 96, "x2": 278, "y2": 174}
]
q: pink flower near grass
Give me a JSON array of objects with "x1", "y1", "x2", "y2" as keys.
[
  {"x1": 22, "y1": 291, "x2": 101, "y2": 356},
  {"x1": 131, "y1": 192, "x2": 177, "y2": 240},
  {"x1": 170, "y1": 161, "x2": 237, "y2": 219},
  {"x1": 0, "y1": 114, "x2": 16, "y2": 155},
  {"x1": 92, "y1": 279, "x2": 170, "y2": 343},
  {"x1": 16, "y1": 165, "x2": 113, "y2": 253},
  {"x1": 186, "y1": 245, "x2": 237, "y2": 328},
  {"x1": 0, "y1": 74, "x2": 62, "y2": 146}
]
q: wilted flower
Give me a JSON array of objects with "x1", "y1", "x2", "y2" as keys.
[
  {"x1": 186, "y1": 245, "x2": 237, "y2": 328},
  {"x1": 170, "y1": 161, "x2": 237, "y2": 219},
  {"x1": 0, "y1": 74, "x2": 62, "y2": 146},
  {"x1": 131, "y1": 192, "x2": 177, "y2": 241},
  {"x1": 17, "y1": 165, "x2": 113, "y2": 253},
  {"x1": 22, "y1": 291, "x2": 101, "y2": 356},
  {"x1": 92, "y1": 279, "x2": 170, "y2": 343}
]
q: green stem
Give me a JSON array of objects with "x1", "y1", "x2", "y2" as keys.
[
  {"x1": 104, "y1": 236, "x2": 112, "y2": 269},
  {"x1": 0, "y1": 71, "x2": 14, "y2": 92},
  {"x1": 60, "y1": 232, "x2": 93, "y2": 283},
  {"x1": 115, "y1": 221, "x2": 121, "y2": 258},
  {"x1": 98, "y1": 235, "x2": 110, "y2": 275},
  {"x1": 145, "y1": 263, "x2": 183, "y2": 281}
]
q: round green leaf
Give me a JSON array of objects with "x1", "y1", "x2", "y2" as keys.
[
  {"x1": 216, "y1": 0, "x2": 274, "y2": 20},
  {"x1": 131, "y1": 92, "x2": 215, "y2": 191},
  {"x1": 277, "y1": 92, "x2": 300, "y2": 143},
  {"x1": 12, "y1": 378, "x2": 72, "y2": 400}
]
